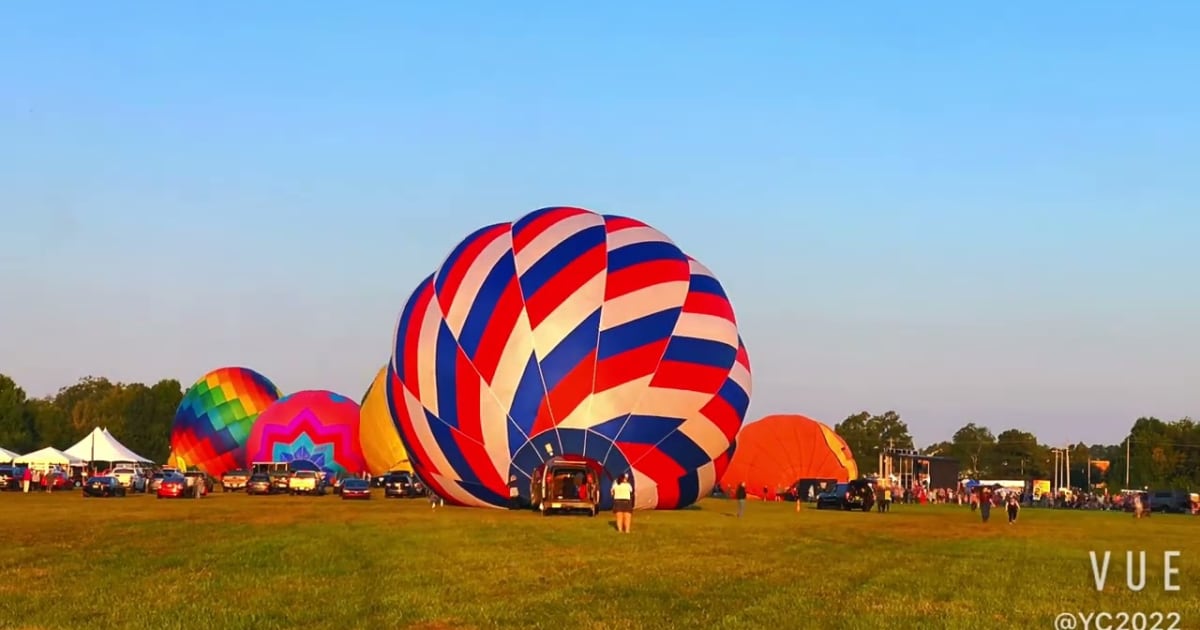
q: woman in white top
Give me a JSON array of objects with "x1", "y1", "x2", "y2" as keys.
[{"x1": 611, "y1": 473, "x2": 634, "y2": 533}]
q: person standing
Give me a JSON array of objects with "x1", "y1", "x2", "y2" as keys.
[
  {"x1": 980, "y1": 489, "x2": 992, "y2": 523},
  {"x1": 736, "y1": 482, "x2": 747, "y2": 518},
  {"x1": 611, "y1": 473, "x2": 634, "y2": 533},
  {"x1": 21, "y1": 467, "x2": 31, "y2": 493}
]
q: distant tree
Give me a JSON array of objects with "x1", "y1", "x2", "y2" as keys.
[
  {"x1": 992, "y1": 429, "x2": 1043, "y2": 479},
  {"x1": 0, "y1": 374, "x2": 36, "y2": 452},
  {"x1": 834, "y1": 410, "x2": 914, "y2": 474},
  {"x1": 949, "y1": 423, "x2": 995, "y2": 477}
]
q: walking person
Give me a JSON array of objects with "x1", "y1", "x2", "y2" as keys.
[
  {"x1": 883, "y1": 485, "x2": 892, "y2": 512},
  {"x1": 980, "y1": 489, "x2": 992, "y2": 523},
  {"x1": 1006, "y1": 494, "x2": 1020, "y2": 524},
  {"x1": 21, "y1": 467, "x2": 31, "y2": 493},
  {"x1": 611, "y1": 473, "x2": 634, "y2": 533},
  {"x1": 736, "y1": 482, "x2": 747, "y2": 518}
]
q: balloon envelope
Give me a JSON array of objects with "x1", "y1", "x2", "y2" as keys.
[
  {"x1": 171, "y1": 367, "x2": 282, "y2": 477},
  {"x1": 245, "y1": 390, "x2": 367, "y2": 476},
  {"x1": 388, "y1": 206, "x2": 751, "y2": 510},
  {"x1": 721, "y1": 414, "x2": 858, "y2": 495},
  {"x1": 359, "y1": 365, "x2": 412, "y2": 475}
]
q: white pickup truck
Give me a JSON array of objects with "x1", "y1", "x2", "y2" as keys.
[
  {"x1": 110, "y1": 467, "x2": 146, "y2": 493},
  {"x1": 288, "y1": 471, "x2": 323, "y2": 496}
]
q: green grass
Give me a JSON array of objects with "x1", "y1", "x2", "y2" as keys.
[{"x1": 2, "y1": 491, "x2": 1198, "y2": 630}]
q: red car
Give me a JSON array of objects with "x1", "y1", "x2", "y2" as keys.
[
  {"x1": 40, "y1": 472, "x2": 75, "y2": 491},
  {"x1": 340, "y1": 478, "x2": 371, "y2": 500},
  {"x1": 156, "y1": 474, "x2": 190, "y2": 498}
]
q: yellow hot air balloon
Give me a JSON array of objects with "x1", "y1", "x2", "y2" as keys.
[{"x1": 359, "y1": 365, "x2": 412, "y2": 475}]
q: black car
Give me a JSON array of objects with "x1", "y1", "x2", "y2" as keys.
[
  {"x1": 816, "y1": 479, "x2": 875, "y2": 511},
  {"x1": 384, "y1": 471, "x2": 418, "y2": 498},
  {"x1": 83, "y1": 476, "x2": 126, "y2": 498}
]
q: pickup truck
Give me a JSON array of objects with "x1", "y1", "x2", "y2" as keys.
[
  {"x1": 111, "y1": 467, "x2": 146, "y2": 493},
  {"x1": 288, "y1": 470, "x2": 323, "y2": 496},
  {"x1": 221, "y1": 469, "x2": 250, "y2": 492}
]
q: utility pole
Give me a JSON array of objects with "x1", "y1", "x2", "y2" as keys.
[
  {"x1": 1065, "y1": 444, "x2": 1071, "y2": 490},
  {"x1": 1125, "y1": 436, "x2": 1130, "y2": 488},
  {"x1": 1087, "y1": 451, "x2": 1092, "y2": 489}
]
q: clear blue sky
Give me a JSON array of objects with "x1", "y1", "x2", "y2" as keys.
[{"x1": 2, "y1": 3, "x2": 1197, "y2": 448}]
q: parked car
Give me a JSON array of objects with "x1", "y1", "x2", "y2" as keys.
[
  {"x1": 157, "y1": 474, "x2": 189, "y2": 498},
  {"x1": 245, "y1": 473, "x2": 274, "y2": 495},
  {"x1": 816, "y1": 479, "x2": 875, "y2": 511},
  {"x1": 83, "y1": 476, "x2": 126, "y2": 497},
  {"x1": 1149, "y1": 490, "x2": 1190, "y2": 514},
  {"x1": 0, "y1": 466, "x2": 28, "y2": 490},
  {"x1": 147, "y1": 471, "x2": 170, "y2": 493},
  {"x1": 40, "y1": 471, "x2": 75, "y2": 491},
  {"x1": 221, "y1": 469, "x2": 250, "y2": 492},
  {"x1": 183, "y1": 471, "x2": 213, "y2": 495},
  {"x1": 340, "y1": 478, "x2": 371, "y2": 500},
  {"x1": 269, "y1": 471, "x2": 291, "y2": 493},
  {"x1": 288, "y1": 470, "x2": 323, "y2": 496},
  {"x1": 110, "y1": 467, "x2": 146, "y2": 492},
  {"x1": 384, "y1": 471, "x2": 417, "y2": 498}
]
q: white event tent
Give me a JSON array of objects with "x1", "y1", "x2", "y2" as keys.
[
  {"x1": 0, "y1": 446, "x2": 19, "y2": 464},
  {"x1": 64, "y1": 427, "x2": 153, "y2": 464},
  {"x1": 15, "y1": 446, "x2": 86, "y2": 467}
]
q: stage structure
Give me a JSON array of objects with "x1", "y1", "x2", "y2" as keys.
[{"x1": 878, "y1": 448, "x2": 960, "y2": 489}]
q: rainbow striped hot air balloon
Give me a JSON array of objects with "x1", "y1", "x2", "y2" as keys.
[
  {"x1": 387, "y1": 206, "x2": 752, "y2": 510},
  {"x1": 244, "y1": 390, "x2": 367, "y2": 476},
  {"x1": 171, "y1": 367, "x2": 282, "y2": 477}
]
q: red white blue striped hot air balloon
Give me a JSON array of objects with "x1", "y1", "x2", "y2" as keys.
[{"x1": 387, "y1": 207, "x2": 751, "y2": 510}]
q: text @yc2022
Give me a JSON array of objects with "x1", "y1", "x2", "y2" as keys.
[{"x1": 1054, "y1": 612, "x2": 1182, "y2": 630}]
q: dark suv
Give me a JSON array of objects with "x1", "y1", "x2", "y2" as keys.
[
  {"x1": 816, "y1": 479, "x2": 875, "y2": 511},
  {"x1": 384, "y1": 471, "x2": 419, "y2": 498}
]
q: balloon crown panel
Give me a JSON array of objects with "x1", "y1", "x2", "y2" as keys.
[
  {"x1": 245, "y1": 389, "x2": 367, "y2": 476},
  {"x1": 170, "y1": 366, "x2": 282, "y2": 477},
  {"x1": 387, "y1": 206, "x2": 752, "y2": 510}
]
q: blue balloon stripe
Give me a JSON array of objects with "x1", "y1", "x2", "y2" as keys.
[
  {"x1": 662, "y1": 337, "x2": 738, "y2": 371},
  {"x1": 517, "y1": 224, "x2": 606, "y2": 297},
  {"x1": 458, "y1": 251, "x2": 518, "y2": 360},
  {"x1": 433, "y1": 321, "x2": 460, "y2": 429},
  {"x1": 508, "y1": 354, "x2": 546, "y2": 436},
  {"x1": 608, "y1": 241, "x2": 684, "y2": 273},
  {"x1": 687, "y1": 274, "x2": 727, "y2": 297},
  {"x1": 538, "y1": 308, "x2": 601, "y2": 393},
  {"x1": 596, "y1": 308, "x2": 681, "y2": 361}
]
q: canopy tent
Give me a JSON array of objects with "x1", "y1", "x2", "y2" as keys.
[
  {"x1": 63, "y1": 427, "x2": 153, "y2": 464},
  {"x1": 16, "y1": 446, "x2": 86, "y2": 466},
  {"x1": 0, "y1": 446, "x2": 19, "y2": 464}
]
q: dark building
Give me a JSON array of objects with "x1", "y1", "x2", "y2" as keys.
[{"x1": 878, "y1": 448, "x2": 960, "y2": 489}]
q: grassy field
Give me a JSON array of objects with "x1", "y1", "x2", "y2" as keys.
[{"x1": 1, "y1": 491, "x2": 1197, "y2": 630}]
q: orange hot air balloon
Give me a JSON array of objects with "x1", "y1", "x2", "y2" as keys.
[{"x1": 721, "y1": 414, "x2": 858, "y2": 498}]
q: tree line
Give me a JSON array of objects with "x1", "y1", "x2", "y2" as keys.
[
  {"x1": 0, "y1": 374, "x2": 182, "y2": 465},
  {"x1": 1, "y1": 373, "x2": 1195, "y2": 490},
  {"x1": 835, "y1": 411, "x2": 1200, "y2": 491}
]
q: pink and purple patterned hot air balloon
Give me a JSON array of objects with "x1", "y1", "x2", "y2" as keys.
[
  {"x1": 387, "y1": 206, "x2": 752, "y2": 510},
  {"x1": 244, "y1": 390, "x2": 367, "y2": 476}
]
